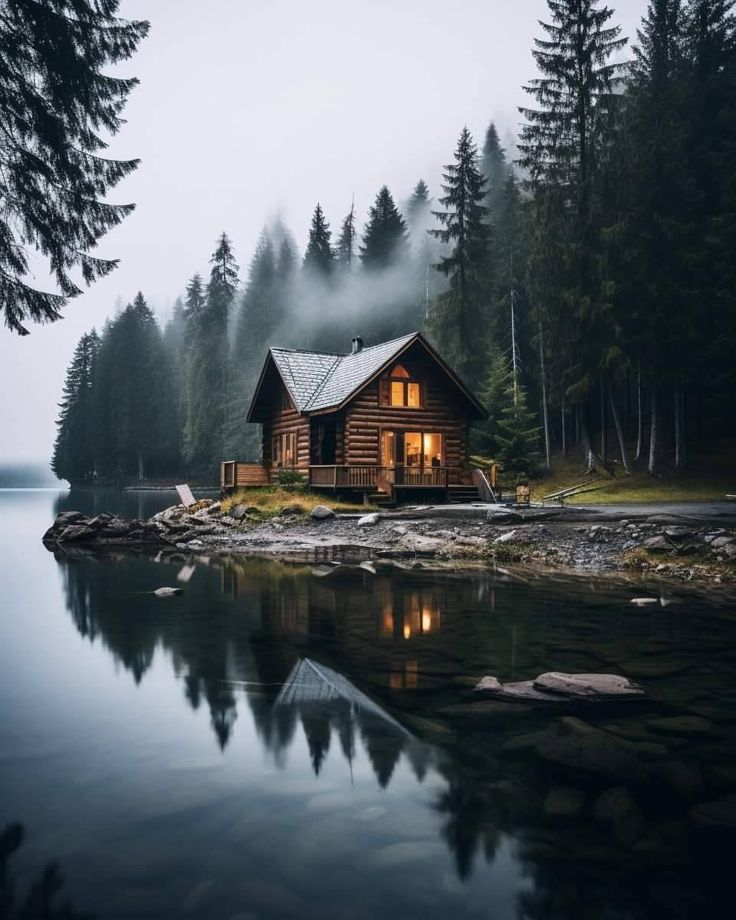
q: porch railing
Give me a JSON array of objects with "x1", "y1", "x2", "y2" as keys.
[{"x1": 309, "y1": 465, "x2": 450, "y2": 489}]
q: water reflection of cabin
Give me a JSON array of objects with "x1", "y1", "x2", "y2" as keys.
[{"x1": 222, "y1": 332, "x2": 487, "y2": 502}]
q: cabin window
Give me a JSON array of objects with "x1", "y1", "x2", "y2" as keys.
[
  {"x1": 272, "y1": 432, "x2": 296, "y2": 468},
  {"x1": 388, "y1": 372, "x2": 422, "y2": 408}
]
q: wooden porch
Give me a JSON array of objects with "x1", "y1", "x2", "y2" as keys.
[
  {"x1": 309, "y1": 464, "x2": 451, "y2": 490},
  {"x1": 220, "y1": 460, "x2": 482, "y2": 502}
]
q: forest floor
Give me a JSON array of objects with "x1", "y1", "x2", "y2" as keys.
[{"x1": 528, "y1": 444, "x2": 736, "y2": 505}]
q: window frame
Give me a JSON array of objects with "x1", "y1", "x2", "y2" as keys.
[
  {"x1": 272, "y1": 431, "x2": 297, "y2": 468},
  {"x1": 385, "y1": 367, "x2": 424, "y2": 409}
]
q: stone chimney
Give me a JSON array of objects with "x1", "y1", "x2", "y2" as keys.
[{"x1": 351, "y1": 336, "x2": 363, "y2": 355}]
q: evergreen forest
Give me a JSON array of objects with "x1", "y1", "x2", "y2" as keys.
[{"x1": 52, "y1": 0, "x2": 736, "y2": 486}]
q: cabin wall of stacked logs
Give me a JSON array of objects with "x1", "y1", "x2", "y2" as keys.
[
  {"x1": 260, "y1": 381, "x2": 311, "y2": 483},
  {"x1": 342, "y1": 360, "x2": 470, "y2": 484}
]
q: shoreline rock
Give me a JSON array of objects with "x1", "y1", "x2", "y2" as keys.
[{"x1": 40, "y1": 499, "x2": 736, "y2": 587}]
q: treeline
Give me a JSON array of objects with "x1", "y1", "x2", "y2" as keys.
[{"x1": 53, "y1": 0, "x2": 736, "y2": 484}]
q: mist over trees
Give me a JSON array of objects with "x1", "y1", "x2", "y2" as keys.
[{"x1": 53, "y1": 0, "x2": 736, "y2": 484}]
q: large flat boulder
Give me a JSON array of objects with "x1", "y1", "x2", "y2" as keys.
[{"x1": 534, "y1": 672, "x2": 644, "y2": 700}]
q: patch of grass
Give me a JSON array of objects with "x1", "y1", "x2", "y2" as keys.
[
  {"x1": 220, "y1": 487, "x2": 372, "y2": 517},
  {"x1": 491, "y1": 541, "x2": 526, "y2": 563},
  {"x1": 530, "y1": 442, "x2": 736, "y2": 505}
]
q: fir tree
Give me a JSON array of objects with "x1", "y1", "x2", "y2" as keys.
[
  {"x1": 52, "y1": 330, "x2": 100, "y2": 483},
  {"x1": 619, "y1": 0, "x2": 694, "y2": 473},
  {"x1": 336, "y1": 201, "x2": 357, "y2": 271},
  {"x1": 405, "y1": 180, "x2": 431, "y2": 225},
  {"x1": 481, "y1": 350, "x2": 541, "y2": 473},
  {"x1": 0, "y1": 1, "x2": 149, "y2": 335},
  {"x1": 429, "y1": 127, "x2": 490, "y2": 387},
  {"x1": 303, "y1": 204, "x2": 334, "y2": 276},
  {"x1": 518, "y1": 0, "x2": 627, "y2": 466},
  {"x1": 359, "y1": 186, "x2": 409, "y2": 270},
  {"x1": 184, "y1": 236, "x2": 239, "y2": 474},
  {"x1": 481, "y1": 122, "x2": 509, "y2": 212},
  {"x1": 93, "y1": 295, "x2": 177, "y2": 481},
  {"x1": 229, "y1": 232, "x2": 278, "y2": 457},
  {"x1": 405, "y1": 180, "x2": 436, "y2": 318},
  {"x1": 163, "y1": 297, "x2": 187, "y2": 463}
]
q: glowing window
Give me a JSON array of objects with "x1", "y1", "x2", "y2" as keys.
[
  {"x1": 391, "y1": 364, "x2": 410, "y2": 378},
  {"x1": 389, "y1": 376, "x2": 422, "y2": 407},
  {"x1": 390, "y1": 381, "x2": 405, "y2": 406}
]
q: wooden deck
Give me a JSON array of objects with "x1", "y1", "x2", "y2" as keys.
[
  {"x1": 221, "y1": 461, "x2": 482, "y2": 502},
  {"x1": 309, "y1": 465, "x2": 450, "y2": 490}
]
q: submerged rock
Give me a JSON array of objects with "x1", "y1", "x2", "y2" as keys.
[
  {"x1": 544, "y1": 786, "x2": 586, "y2": 819},
  {"x1": 153, "y1": 587, "x2": 183, "y2": 598},
  {"x1": 646, "y1": 715, "x2": 717, "y2": 738},
  {"x1": 690, "y1": 793, "x2": 736, "y2": 830},
  {"x1": 593, "y1": 786, "x2": 645, "y2": 845},
  {"x1": 536, "y1": 717, "x2": 651, "y2": 783}
]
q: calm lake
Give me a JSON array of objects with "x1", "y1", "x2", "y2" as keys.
[{"x1": 1, "y1": 489, "x2": 735, "y2": 919}]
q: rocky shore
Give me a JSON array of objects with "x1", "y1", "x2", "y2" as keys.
[{"x1": 42, "y1": 499, "x2": 736, "y2": 584}]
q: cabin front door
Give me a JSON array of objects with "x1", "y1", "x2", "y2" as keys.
[{"x1": 381, "y1": 430, "x2": 444, "y2": 483}]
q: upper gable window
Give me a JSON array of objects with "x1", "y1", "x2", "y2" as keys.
[{"x1": 386, "y1": 364, "x2": 422, "y2": 408}]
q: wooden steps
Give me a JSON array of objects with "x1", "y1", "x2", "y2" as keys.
[{"x1": 447, "y1": 485, "x2": 481, "y2": 503}]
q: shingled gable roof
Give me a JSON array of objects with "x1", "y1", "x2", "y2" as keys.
[{"x1": 246, "y1": 331, "x2": 486, "y2": 420}]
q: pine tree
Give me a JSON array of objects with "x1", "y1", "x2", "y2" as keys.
[
  {"x1": 163, "y1": 298, "x2": 187, "y2": 465},
  {"x1": 429, "y1": 127, "x2": 490, "y2": 387},
  {"x1": 229, "y1": 232, "x2": 277, "y2": 457},
  {"x1": 481, "y1": 122, "x2": 509, "y2": 212},
  {"x1": 492, "y1": 352, "x2": 541, "y2": 474},
  {"x1": 619, "y1": 0, "x2": 695, "y2": 473},
  {"x1": 303, "y1": 204, "x2": 334, "y2": 276},
  {"x1": 359, "y1": 186, "x2": 409, "y2": 270},
  {"x1": 405, "y1": 180, "x2": 435, "y2": 319},
  {"x1": 336, "y1": 201, "x2": 357, "y2": 271},
  {"x1": 52, "y1": 330, "x2": 100, "y2": 483},
  {"x1": 519, "y1": 0, "x2": 627, "y2": 466},
  {"x1": 92, "y1": 295, "x2": 176, "y2": 481},
  {"x1": 406, "y1": 180, "x2": 431, "y2": 225},
  {"x1": 0, "y1": 1, "x2": 149, "y2": 335},
  {"x1": 183, "y1": 236, "x2": 239, "y2": 474}
]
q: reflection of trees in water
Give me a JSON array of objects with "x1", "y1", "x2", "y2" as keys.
[
  {"x1": 52, "y1": 548, "x2": 728, "y2": 909},
  {"x1": 0, "y1": 823, "x2": 92, "y2": 919}
]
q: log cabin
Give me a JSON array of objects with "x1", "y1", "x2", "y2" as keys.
[{"x1": 221, "y1": 332, "x2": 488, "y2": 503}]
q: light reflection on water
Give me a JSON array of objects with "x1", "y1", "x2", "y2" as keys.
[{"x1": 1, "y1": 488, "x2": 735, "y2": 919}]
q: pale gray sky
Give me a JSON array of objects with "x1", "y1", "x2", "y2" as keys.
[{"x1": 0, "y1": 0, "x2": 646, "y2": 466}]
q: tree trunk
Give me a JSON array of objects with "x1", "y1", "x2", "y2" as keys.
[
  {"x1": 581, "y1": 413, "x2": 594, "y2": 472},
  {"x1": 538, "y1": 319, "x2": 551, "y2": 472},
  {"x1": 599, "y1": 383, "x2": 607, "y2": 467},
  {"x1": 674, "y1": 384, "x2": 686, "y2": 470},
  {"x1": 648, "y1": 388, "x2": 658, "y2": 476},
  {"x1": 561, "y1": 394, "x2": 567, "y2": 459},
  {"x1": 137, "y1": 450, "x2": 145, "y2": 482},
  {"x1": 635, "y1": 362, "x2": 643, "y2": 462},
  {"x1": 608, "y1": 383, "x2": 630, "y2": 473}
]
